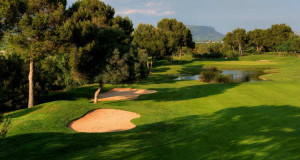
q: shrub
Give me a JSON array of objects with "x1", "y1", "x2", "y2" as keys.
[
  {"x1": 208, "y1": 67, "x2": 219, "y2": 72},
  {"x1": 223, "y1": 50, "x2": 238, "y2": 58},
  {"x1": 200, "y1": 68, "x2": 220, "y2": 82},
  {"x1": 215, "y1": 75, "x2": 233, "y2": 83}
]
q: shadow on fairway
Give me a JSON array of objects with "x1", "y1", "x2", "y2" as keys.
[
  {"x1": 138, "y1": 83, "x2": 239, "y2": 102},
  {"x1": 2, "y1": 105, "x2": 300, "y2": 160}
]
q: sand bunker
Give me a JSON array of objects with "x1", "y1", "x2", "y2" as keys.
[
  {"x1": 257, "y1": 60, "x2": 270, "y2": 62},
  {"x1": 97, "y1": 88, "x2": 157, "y2": 101},
  {"x1": 69, "y1": 109, "x2": 140, "y2": 133}
]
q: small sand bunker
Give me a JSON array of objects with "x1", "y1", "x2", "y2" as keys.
[
  {"x1": 97, "y1": 88, "x2": 156, "y2": 101},
  {"x1": 69, "y1": 109, "x2": 140, "y2": 133},
  {"x1": 257, "y1": 60, "x2": 270, "y2": 62}
]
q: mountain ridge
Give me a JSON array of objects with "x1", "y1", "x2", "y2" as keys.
[{"x1": 187, "y1": 25, "x2": 225, "y2": 42}]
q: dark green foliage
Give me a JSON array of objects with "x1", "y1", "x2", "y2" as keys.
[
  {"x1": 2, "y1": 0, "x2": 68, "y2": 108},
  {"x1": 133, "y1": 24, "x2": 163, "y2": 59},
  {"x1": 215, "y1": 75, "x2": 233, "y2": 83},
  {"x1": 247, "y1": 29, "x2": 272, "y2": 53},
  {"x1": 200, "y1": 68, "x2": 232, "y2": 83},
  {"x1": 223, "y1": 32, "x2": 236, "y2": 53},
  {"x1": 0, "y1": 54, "x2": 28, "y2": 110},
  {"x1": 200, "y1": 68, "x2": 220, "y2": 83},
  {"x1": 223, "y1": 50, "x2": 239, "y2": 58},
  {"x1": 193, "y1": 43, "x2": 224, "y2": 58},
  {"x1": 0, "y1": 113, "x2": 11, "y2": 139},
  {"x1": 157, "y1": 18, "x2": 195, "y2": 50},
  {"x1": 193, "y1": 52, "x2": 223, "y2": 59},
  {"x1": 65, "y1": 0, "x2": 136, "y2": 85},
  {"x1": 276, "y1": 35, "x2": 300, "y2": 53},
  {"x1": 208, "y1": 67, "x2": 219, "y2": 72},
  {"x1": 0, "y1": 53, "x2": 64, "y2": 111},
  {"x1": 270, "y1": 24, "x2": 294, "y2": 47},
  {"x1": 223, "y1": 24, "x2": 295, "y2": 54},
  {"x1": 95, "y1": 48, "x2": 148, "y2": 85}
]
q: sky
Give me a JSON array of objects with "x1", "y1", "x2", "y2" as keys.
[{"x1": 67, "y1": 0, "x2": 300, "y2": 34}]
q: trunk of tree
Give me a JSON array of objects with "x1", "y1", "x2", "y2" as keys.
[
  {"x1": 170, "y1": 56, "x2": 173, "y2": 64},
  {"x1": 28, "y1": 60, "x2": 34, "y2": 108},
  {"x1": 238, "y1": 43, "x2": 242, "y2": 56},
  {"x1": 146, "y1": 59, "x2": 149, "y2": 72},
  {"x1": 232, "y1": 46, "x2": 235, "y2": 53},
  {"x1": 180, "y1": 46, "x2": 183, "y2": 61},
  {"x1": 256, "y1": 46, "x2": 259, "y2": 52},
  {"x1": 260, "y1": 45, "x2": 263, "y2": 53},
  {"x1": 149, "y1": 56, "x2": 153, "y2": 75},
  {"x1": 93, "y1": 83, "x2": 103, "y2": 104}
]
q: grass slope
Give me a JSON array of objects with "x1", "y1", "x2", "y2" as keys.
[{"x1": 1, "y1": 55, "x2": 300, "y2": 160}]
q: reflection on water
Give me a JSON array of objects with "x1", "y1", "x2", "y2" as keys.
[{"x1": 175, "y1": 70, "x2": 264, "y2": 82}]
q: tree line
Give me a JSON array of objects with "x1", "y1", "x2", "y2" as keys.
[
  {"x1": 0, "y1": 0, "x2": 194, "y2": 111},
  {"x1": 223, "y1": 24, "x2": 299, "y2": 55}
]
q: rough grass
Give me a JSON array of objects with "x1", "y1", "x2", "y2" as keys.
[{"x1": 1, "y1": 54, "x2": 300, "y2": 160}]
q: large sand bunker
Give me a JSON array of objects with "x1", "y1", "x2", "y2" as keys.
[
  {"x1": 69, "y1": 109, "x2": 140, "y2": 133},
  {"x1": 97, "y1": 88, "x2": 157, "y2": 101}
]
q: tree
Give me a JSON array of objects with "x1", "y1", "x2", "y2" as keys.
[
  {"x1": 290, "y1": 35, "x2": 300, "y2": 53},
  {"x1": 65, "y1": 0, "x2": 146, "y2": 104},
  {"x1": 157, "y1": 18, "x2": 195, "y2": 61},
  {"x1": 232, "y1": 28, "x2": 247, "y2": 56},
  {"x1": 247, "y1": 29, "x2": 265, "y2": 52},
  {"x1": 93, "y1": 49, "x2": 147, "y2": 104},
  {"x1": 1, "y1": 0, "x2": 66, "y2": 108},
  {"x1": 270, "y1": 24, "x2": 294, "y2": 47},
  {"x1": 223, "y1": 32, "x2": 236, "y2": 53},
  {"x1": 276, "y1": 35, "x2": 300, "y2": 53},
  {"x1": 133, "y1": 24, "x2": 161, "y2": 74}
]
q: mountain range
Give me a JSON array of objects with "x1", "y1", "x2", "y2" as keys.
[{"x1": 186, "y1": 25, "x2": 225, "y2": 42}]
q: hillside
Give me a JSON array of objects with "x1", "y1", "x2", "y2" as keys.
[{"x1": 187, "y1": 25, "x2": 225, "y2": 42}]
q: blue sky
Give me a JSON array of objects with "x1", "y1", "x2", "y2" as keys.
[{"x1": 67, "y1": 0, "x2": 300, "y2": 34}]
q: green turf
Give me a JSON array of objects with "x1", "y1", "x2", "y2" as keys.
[{"x1": 1, "y1": 55, "x2": 300, "y2": 160}]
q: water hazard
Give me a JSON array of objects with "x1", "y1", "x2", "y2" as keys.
[{"x1": 175, "y1": 70, "x2": 265, "y2": 82}]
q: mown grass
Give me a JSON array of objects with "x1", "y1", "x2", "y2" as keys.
[{"x1": 1, "y1": 54, "x2": 300, "y2": 160}]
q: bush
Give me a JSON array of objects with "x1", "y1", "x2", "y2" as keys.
[
  {"x1": 200, "y1": 68, "x2": 220, "y2": 82},
  {"x1": 215, "y1": 75, "x2": 233, "y2": 83}
]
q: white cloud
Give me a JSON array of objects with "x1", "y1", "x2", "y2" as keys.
[
  {"x1": 146, "y1": 2, "x2": 164, "y2": 7},
  {"x1": 116, "y1": 9, "x2": 174, "y2": 16}
]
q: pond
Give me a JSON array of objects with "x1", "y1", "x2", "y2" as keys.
[{"x1": 174, "y1": 70, "x2": 265, "y2": 82}]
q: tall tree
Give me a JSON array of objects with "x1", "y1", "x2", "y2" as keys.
[
  {"x1": 232, "y1": 28, "x2": 247, "y2": 56},
  {"x1": 247, "y1": 29, "x2": 265, "y2": 52},
  {"x1": 157, "y1": 18, "x2": 195, "y2": 61},
  {"x1": 270, "y1": 24, "x2": 294, "y2": 47},
  {"x1": 1, "y1": 0, "x2": 66, "y2": 108},
  {"x1": 65, "y1": 0, "x2": 146, "y2": 104},
  {"x1": 133, "y1": 23, "x2": 161, "y2": 74},
  {"x1": 223, "y1": 32, "x2": 236, "y2": 53}
]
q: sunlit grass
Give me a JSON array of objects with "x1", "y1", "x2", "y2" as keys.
[{"x1": 1, "y1": 54, "x2": 300, "y2": 160}]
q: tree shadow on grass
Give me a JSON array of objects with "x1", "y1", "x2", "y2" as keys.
[
  {"x1": 151, "y1": 67, "x2": 171, "y2": 73},
  {"x1": 138, "y1": 83, "x2": 239, "y2": 102},
  {"x1": 41, "y1": 85, "x2": 118, "y2": 103},
  {"x1": 136, "y1": 74, "x2": 179, "y2": 85},
  {"x1": 6, "y1": 107, "x2": 41, "y2": 119},
  {"x1": 179, "y1": 64, "x2": 205, "y2": 74},
  {"x1": 1, "y1": 105, "x2": 300, "y2": 159}
]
